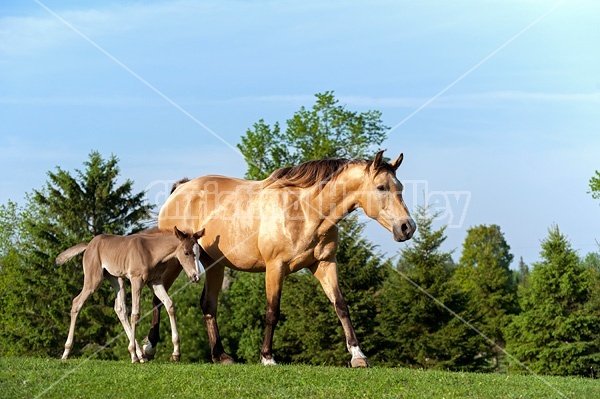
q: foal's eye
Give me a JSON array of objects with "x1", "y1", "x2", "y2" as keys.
[
  {"x1": 376, "y1": 185, "x2": 387, "y2": 192},
  {"x1": 184, "y1": 251, "x2": 190, "y2": 256}
]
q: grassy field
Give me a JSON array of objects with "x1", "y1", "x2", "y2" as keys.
[{"x1": 1, "y1": 357, "x2": 597, "y2": 398}]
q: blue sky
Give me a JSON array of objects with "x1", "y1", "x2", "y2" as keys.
[{"x1": 1, "y1": 0, "x2": 599, "y2": 266}]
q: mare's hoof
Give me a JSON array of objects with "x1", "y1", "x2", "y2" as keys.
[
  {"x1": 171, "y1": 354, "x2": 181, "y2": 362},
  {"x1": 350, "y1": 358, "x2": 370, "y2": 368},
  {"x1": 214, "y1": 353, "x2": 235, "y2": 365},
  {"x1": 142, "y1": 338, "x2": 156, "y2": 361},
  {"x1": 261, "y1": 357, "x2": 277, "y2": 366}
]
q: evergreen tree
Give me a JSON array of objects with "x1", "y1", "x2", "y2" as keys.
[
  {"x1": 223, "y1": 91, "x2": 389, "y2": 363},
  {"x1": 219, "y1": 272, "x2": 267, "y2": 363},
  {"x1": 455, "y1": 224, "x2": 517, "y2": 370},
  {"x1": 515, "y1": 256, "x2": 529, "y2": 288},
  {"x1": 589, "y1": 171, "x2": 600, "y2": 203},
  {"x1": 504, "y1": 225, "x2": 600, "y2": 376},
  {"x1": 0, "y1": 151, "x2": 153, "y2": 358},
  {"x1": 375, "y1": 206, "x2": 485, "y2": 371},
  {"x1": 0, "y1": 201, "x2": 28, "y2": 355}
]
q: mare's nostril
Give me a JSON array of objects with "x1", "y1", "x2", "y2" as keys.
[{"x1": 401, "y1": 222, "x2": 410, "y2": 234}]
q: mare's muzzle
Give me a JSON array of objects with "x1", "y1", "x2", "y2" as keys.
[{"x1": 393, "y1": 217, "x2": 416, "y2": 242}]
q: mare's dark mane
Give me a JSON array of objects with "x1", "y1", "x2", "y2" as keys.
[
  {"x1": 171, "y1": 177, "x2": 190, "y2": 194},
  {"x1": 264, "y1": 157, "x2": 395, "y2": 189}
]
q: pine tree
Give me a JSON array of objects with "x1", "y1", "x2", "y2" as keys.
[
  {"x1": 0, "y1": 151, "x2": 153, "y2": 358},
  {"x1": 515, "y1": 256, "x2": 529, "y2": 288},
  {"x1": 589, "y1": 171, "x2": 600, "y2": 203},
  {"x1": 218, "y1": 273, "x2": 267, "y2": 363},
  {"x1": 455, "y1": 224, "x2": 517, "y2": 370},
  {"x1": 504, "y1": 225, "x2": 600, "y2": 376},
  {"x1": 375, "y1": 207, "x2": 485, "y2": 371},
  {"x1": 0, "y1": 201, "x2": 27, "y2": 355}
]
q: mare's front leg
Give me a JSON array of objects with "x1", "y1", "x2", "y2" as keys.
[
  {"x1": 260, "y1": 263, "x2": 286, "y2": 365},
  {"x1": 143, "y1": 259, "x2": 181, "y2": 360},
  {"x1": 311, "y1": 259, "x2": 369, "y2": 367},
  {"x1": 201, "y1": 260, "x2": 234, "y2": 364},
  {"x1": 149, "y1": 281, "x2": 181, "y2": 361}
]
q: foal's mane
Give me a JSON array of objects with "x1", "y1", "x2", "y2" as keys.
[{"x1": 264, "y1": 157, "x2": 395, "y2": 189}]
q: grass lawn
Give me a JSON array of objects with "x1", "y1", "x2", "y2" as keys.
[{"x1": 1, "y1": 357, "x2": 598, "y2": 398}]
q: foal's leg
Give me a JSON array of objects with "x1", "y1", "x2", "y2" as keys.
[
  {"x1": 260, "y1": 263, "x2": 286, "y2": 365},
  {"x1": 150, "y1": 281, "x2": 181, "y2": 361},
  {"x1": 311, "y1": 259, "x2": 369, "y2": 367},
  {"x1": 62, "y1": 259, "x2": 103, "y2": 360},
  {"x1": 107, "y1": 275, "x2": 144, "y2": 361},
  {"x1": 129, "y1": 277, "x2": 144, "y2": 363},
  {"x1": 200, "y1": 259, "x2": 234, "y2": 364},
  {"x1": 143, "y1": 260, "x2": 181, "y2": 360}
]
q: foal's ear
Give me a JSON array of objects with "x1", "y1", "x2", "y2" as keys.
[
  {"x1": 193, "y1": 228, "x2": 205, "y2": 240},
  {"x1": 390, "y1": 153, "x2": 404, "y2": 171},
  {"x1": 372, "y1": 150, "x2": 385, "y2": 169},
  {"x1": 174, "y1": 226, "x2": 187, "y2": 240}
]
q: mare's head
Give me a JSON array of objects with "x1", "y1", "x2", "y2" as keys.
[
  {"x1": 356, "y1": 150, "x2": 416, "y2": 242},
  {"x1": 173, "y1": 226, "x2": 205, "y2": 283}
]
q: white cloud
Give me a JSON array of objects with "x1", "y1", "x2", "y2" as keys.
[{"x1": 0, "y1": 1, "x2": 193, "y2": 56}]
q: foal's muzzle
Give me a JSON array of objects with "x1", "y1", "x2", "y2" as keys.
[
  {"x1": 189, "y1": 273, "x2": 201, "y2": 283},
  {"x1": 393, "y1": 218, "x2": 416, "y2": 242}
]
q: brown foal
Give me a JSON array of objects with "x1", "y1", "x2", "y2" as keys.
[{"x1": 57, "y1": 226, "x2": 204, "y2": 363}]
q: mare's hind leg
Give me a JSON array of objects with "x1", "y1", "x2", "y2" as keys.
[
  {"x1": 201, "y1": 257, "x2": 234, "y2": 364},
  {"x1": 106, "y1": 275, "x2": 144, "y2": 362},
  {"x1": 143, "y1": 259, "x2": 181, "y2": 360},
  {"x1": 311, "y1": 259, "x2": 369, "y2": 368},
  {"x1": 150, "y1": 281, "x2": 181, "y2": 361},
  {"x1": 62, "y1": 258, "x2": 104, "y2": 360}
]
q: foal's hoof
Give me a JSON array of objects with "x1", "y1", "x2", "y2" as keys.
[
  {"x1": 350, "y1": 358, "x2": 370, "y2": 368},
  {"x1": 170, "y1": 354, "x2": 180, "y2": 362}
]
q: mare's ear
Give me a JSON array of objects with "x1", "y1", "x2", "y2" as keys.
[
  {"x1": 372, "y1": 150, "x2": 385, "y2": 170},
  {"x1": 193, "y1": 228, "x2": 205, "y2": 240},
  {"x1": 390, "y1": 153, "x2": 404, "y2": 171},
  {"x1": 173, "y1": 226, "x2": 187, "y2": 240}
]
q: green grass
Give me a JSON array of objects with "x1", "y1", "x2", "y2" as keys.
[{"x1": 1, "y1": 357, "x2": 597, "y2": 399}]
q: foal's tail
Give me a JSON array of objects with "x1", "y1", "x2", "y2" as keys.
[{"x1": 56, "y1": 243, "x2": 89, "y2": 265}]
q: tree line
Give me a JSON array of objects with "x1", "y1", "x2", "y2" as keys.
[{"x1": 1, "y1": 92, "x2": 599, "y2": 377}]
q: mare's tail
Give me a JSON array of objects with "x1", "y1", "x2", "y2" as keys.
[{"x1": 56, "y1": 243, "x2": 89, "y2": 265}]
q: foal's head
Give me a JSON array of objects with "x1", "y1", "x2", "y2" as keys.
[
  {"x1": 173, "y1": 226, "x2": 205, "y2": 283},
  {"x1": 356, "y1": 150, "x2": 416, "y2": 242}
]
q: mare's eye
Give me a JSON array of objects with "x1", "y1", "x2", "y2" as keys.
[
  {"x1": 376, "y1": 185, "x2": 387, "y2": 192},
  {"x1": 184, "y1": 251, "x2": 190, "y2": 256}
]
